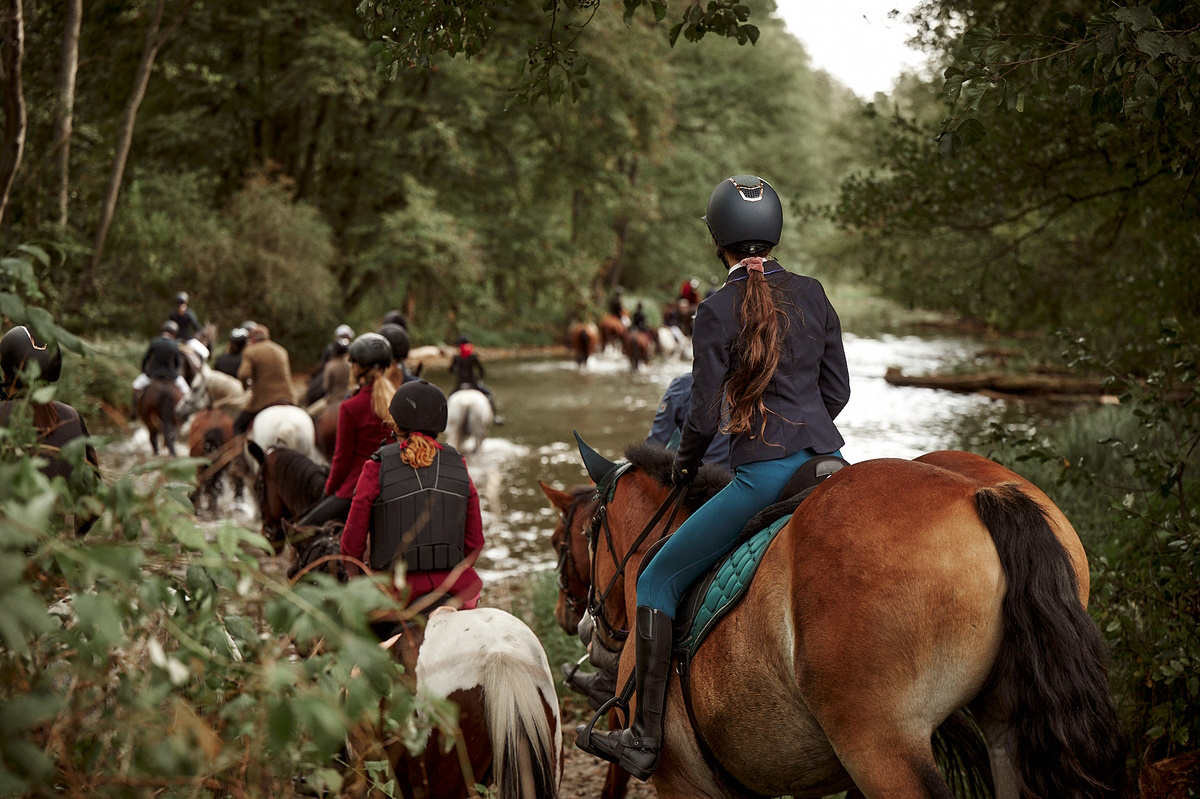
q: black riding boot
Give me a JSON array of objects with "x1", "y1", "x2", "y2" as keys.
[
  {"x1": 562, "y1": 660, "x2": 618, "y2": 711},
  {"x1": 575, "y1": 606, "x2": 673, "y2": 780}
]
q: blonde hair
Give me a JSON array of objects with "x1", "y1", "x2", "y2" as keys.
[{"x1": 354, "y1": 364, "x2": 397, "y2": 425}]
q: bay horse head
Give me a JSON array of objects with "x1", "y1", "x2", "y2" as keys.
[{"x1": 539, "y1": 480, "x2": 599, "y2": 635}]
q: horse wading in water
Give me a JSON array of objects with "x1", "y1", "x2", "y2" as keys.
[
  {"x1": 564, "y1": 438, "x2": 1127, "y2": 799},
  {"x1": 569, "y1": 322, "x2": 601, "y2": 369},
  {"x1": 446, "y1": 389, "x2": 493, "y2": 454},
  {"x1": 623, "y1": 328, "x2": 654, "y2": 371}
]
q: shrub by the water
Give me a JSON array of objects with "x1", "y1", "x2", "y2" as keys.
[{"x1": 972, "y1": 321, "x2": 1200, "y2": 765}]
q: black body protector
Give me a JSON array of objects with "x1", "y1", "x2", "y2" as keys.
[{"x1": 369, "y1": 441, "x2": 471, "y2": 572}]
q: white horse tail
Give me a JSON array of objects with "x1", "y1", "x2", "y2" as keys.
[
  {"x1": 484, "y1": 632, "x2": 561, "y2": 799},
  {"x1": 419, "y1": 609, "x2": 561, "y2": 799}
]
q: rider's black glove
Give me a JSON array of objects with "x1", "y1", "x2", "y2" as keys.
[{"x1": 671, "y1": 457, "x2": 698, "y2": 487}]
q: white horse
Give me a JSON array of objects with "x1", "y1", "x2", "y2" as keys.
[
  {"x1": 347, "y1": 606, "x2": 563, "y2": 798},
  {"x1": 446, "y1": 389, "x2": 493, "y2": 454},
  {"x1": 176, "y1": 365, "x2": 246, "y2": 419},
  {"x1": 245, "y1": 405, "x2": 319, "y2": 469}
]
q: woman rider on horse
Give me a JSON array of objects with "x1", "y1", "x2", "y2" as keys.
[
  {"x1": 0, "y1": 326, "x2": 101, "y2": 536},
  {"x1": 340, "y1": 379, "x2": 485, "y2": 639},
  {"x1": 299, "y1": 333, "x2": 396, "y2": 527},
  {"x1": 576, "y1": 175, "x2": 852, "y2": 780}
]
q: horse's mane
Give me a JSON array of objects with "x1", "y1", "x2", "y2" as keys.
[
  {"x1": 269, "y1": 447, "x2": 329, "y2": 508},
  {"x1": 623, "y1": 442, "x2": 731, "y2": 512}
]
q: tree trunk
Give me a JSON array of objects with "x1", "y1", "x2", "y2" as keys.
[
  {"x1": 52, "y1": 0, "x2": 82, "y2": 228},
  {"x1": 0, "y1": 0, "x2": 26, "y2": 227},
  {"x1": 88, "y1": 0, "x2": 166, "y2": 278},
  {"x1": 86, "y1": 0, "x2": 194, "y2": 283}
]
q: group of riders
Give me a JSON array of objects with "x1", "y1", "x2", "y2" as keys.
[{"x1": 3, "y1": 174, "x2": 851, "y2": 786}]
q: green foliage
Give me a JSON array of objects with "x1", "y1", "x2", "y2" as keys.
[
  {"x1": 0, "y1": 400, "x2": 440, "y2": 795},
  {"x1": 830, "y1": 1, "x2": 1199, "y2": 370},
  {"x1": 972, "y1": 321, "x2": 1200, "y2": 761},
  {"x1": 358, "y1": 0, "x2": 761, "y2": 104}
]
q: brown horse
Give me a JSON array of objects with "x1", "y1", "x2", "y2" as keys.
[
  {"x1": 564, "y1": 439, "x2": 1128, "y2": 799},
  {"x1": 246, "y1": 442, "x2": 328, "y2": 554},
  {"x1": 569, "y1": 322, "x2": 601, "y2": 369},
  {"x1": 623, "y1": 329, "x2": 654, "y2": 371},
  {"x1": 313, "y1": 396, "x2": 343, "y2": 462},
  {"x1": 340, "y1": 607, "x2": 563, "y2": 799},
  {"x1": 598, "y1": 314, "x2": 628, "y2": 355},
  {"x1": 187, "y1": 408, "x2": 235, "y2": 516},
  {"x1": 137, "y1": 378, "x2": 183, "y2": 456},
  {"x1": 541, "y1": 481, "x2": 632, "y2": 799}
]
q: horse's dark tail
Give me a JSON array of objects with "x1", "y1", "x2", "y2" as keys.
[{"x1": 975, "y1": 483, "x2": 1128, "y2": 799}]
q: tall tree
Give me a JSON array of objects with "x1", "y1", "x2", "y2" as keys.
[
  {"x1": 51, "y1": 0, "x2": 82, "y2": 228},
  {"x1": 0, "y1": 0, "x2": 24, "y2": 226},
  {"x1": 86, "y1": 0, "x2": 194, "y2": 285}
]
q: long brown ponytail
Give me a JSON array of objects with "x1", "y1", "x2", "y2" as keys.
[{"x1": 723, "y1": 253, "x2": 785, "y2": 441}]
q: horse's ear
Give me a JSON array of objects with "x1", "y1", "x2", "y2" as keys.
[
  {"x1": 574, "y1": 431, "x2": 616, "y2": 483},
  {"x1": 246, "y1": 439, "x2": 265, "y2": 464},
  {"x1": 538, "y1": 480, "x2": 574, "y2": 512}
]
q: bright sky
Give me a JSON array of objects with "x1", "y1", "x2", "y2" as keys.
[{"x1": 772, "y1": 0, "x2": 928, "y2": 98}]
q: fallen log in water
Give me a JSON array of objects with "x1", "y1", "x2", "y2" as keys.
[{"x1": 884, "y1": 368, "x2": 1116, "y2": 401}]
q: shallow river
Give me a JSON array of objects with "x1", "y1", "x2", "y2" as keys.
[{"x1": 104, "y1": 333, "x2": 1063, "y2": 582}]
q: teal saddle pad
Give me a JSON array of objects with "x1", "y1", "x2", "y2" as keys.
[{"x1": 673, "y1": 514, "x2": 790, "y2": 657}]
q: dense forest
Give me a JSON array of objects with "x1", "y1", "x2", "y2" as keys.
[{"x1": 3, "y1": 0, "x2": 858, "y2": 357}]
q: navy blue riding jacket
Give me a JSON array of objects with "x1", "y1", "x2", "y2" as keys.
[
  {"x1": 676, "y1": 262, "x2": 850, "y2": 473},
  {"x1": 648, "y1": 373, "x2": 732, "y2": 473}
]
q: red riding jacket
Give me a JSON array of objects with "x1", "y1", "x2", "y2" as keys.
[{"x1": 325, "y1": 382, "x2": 393, "y2": 500}]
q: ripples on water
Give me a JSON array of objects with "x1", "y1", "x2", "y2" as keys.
[{"x1": 102, "y1": 334, "x2": 1029, "y2": 582}]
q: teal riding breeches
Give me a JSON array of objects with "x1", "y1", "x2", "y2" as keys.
[{"x1": 636, "y1": 447, "x2": 837, "y2": 617}]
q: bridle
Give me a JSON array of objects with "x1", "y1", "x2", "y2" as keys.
[
  {"x1": 554, "y1": 493, "x2": 592, "y2": 617},
  {"x1": 581, "y1": 462, "x2": 684, "y2": 647}
]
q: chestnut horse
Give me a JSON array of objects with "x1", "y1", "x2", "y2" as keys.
[
  {"x1": 187, "y1": 408, "x2": 235, "y2": 516},
  {"x1": 564, "y1": 438, "x2": 1127, "y2": 799},
  {"x1": 623, "y1": 329, "x2": 654, "y2": 371},
  {"x1": 342, "y1": 607, "x2": 562, "y2": 799},
  {"x1": 569, "y1": 322, "x2": 601, "y2": 369},
  {"x1": 598, "y1": 314, "x2": 627, "y2": 355},
  {"x1": 137, "y1": 378, "x2": 182, "y2": 456},
  {"x1": 541, "y1": 481, "x2": 631, "y2": 799}
]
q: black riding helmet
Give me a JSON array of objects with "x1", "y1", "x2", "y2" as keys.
[
  {"x1": 382, "y1": 309, "x2": 408, "y2": 329},
  {"x1": 348, "y1": 332, "x2": 393, "y2": 371},
  {"x1": 377, "y1": 323, "x2": 410, "y2": 362},
  {"x1": 176, "y1": 291, "x2": 189, "y2": 305},
  {"x1": 704, "y1": 175, "x2": 783, "y2": 254},
  {"x1": 162, "y1": 320, "x2": 180, "y2": 336},
  {"x1": 388, "y1": 379, "x2": 447, "y2": 435},
  {"x1": 230, "y1": 327, "x2": 249, "y2": 343},
  {"x1": 1, "y1": 326, "x2": 63, "y2": 388}
]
